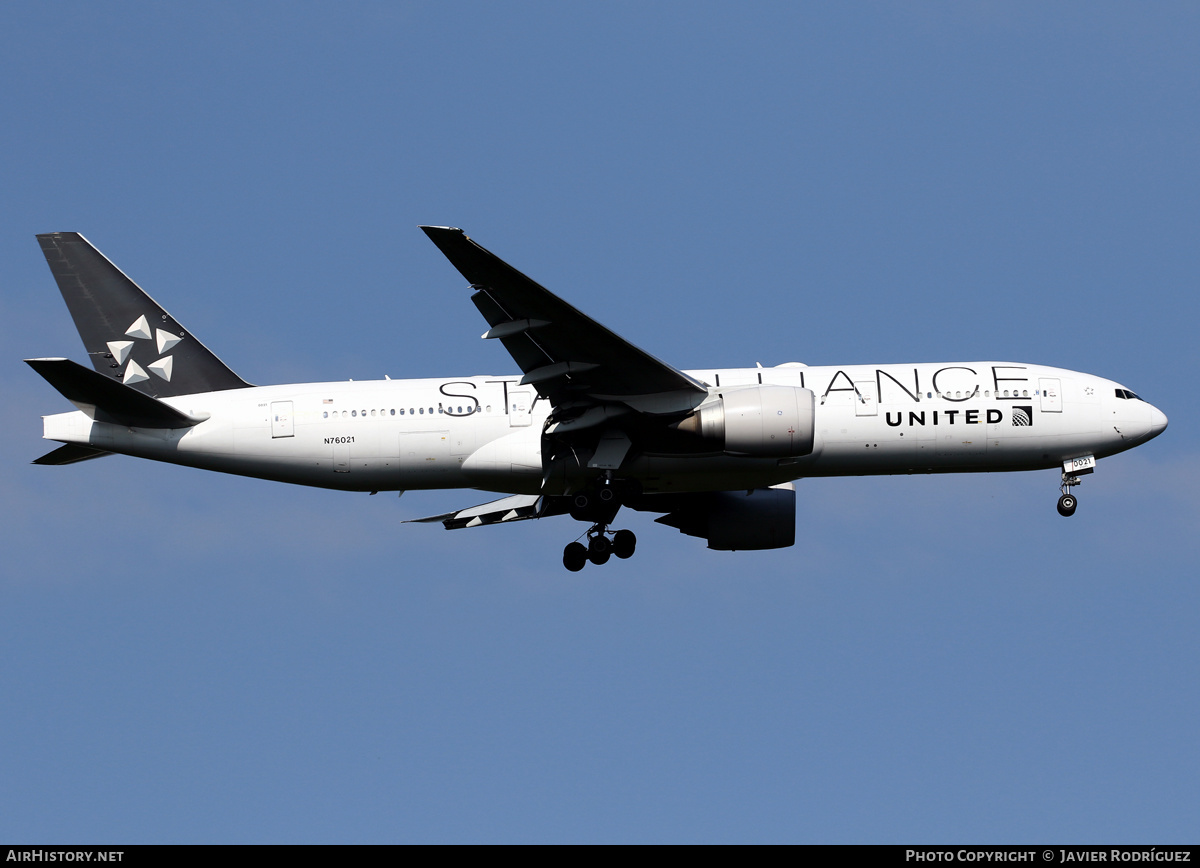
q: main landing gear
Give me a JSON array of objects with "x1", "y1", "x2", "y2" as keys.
[
  {"x1": 1057, "y1": 470, "x2": 1081, "y2": 517},
  {"x1": 562, "y1": 525, "x2": 637, "y2": 572},
  {"x1": 561, "y1": 475, "x2": 638, "y2": 571}
]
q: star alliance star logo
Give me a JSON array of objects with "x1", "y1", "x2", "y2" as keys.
[{"x1": 107, "y1": 314, "x2": 182, "y2": 384}]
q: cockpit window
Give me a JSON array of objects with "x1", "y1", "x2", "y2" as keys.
[{"x1": 1114, "y1": 389, "x2": 1143, "y2": 401}]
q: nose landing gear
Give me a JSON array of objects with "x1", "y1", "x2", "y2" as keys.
[
  {"x1": 561, "y1": 524, "x2": 638, "y2": 572},
  {"x1": 1058, "y1": 471, "x2": 1081, "y2": 517},
  {"x1": 1056, "y1": 455, "x2": 1095, "y2": 517}
]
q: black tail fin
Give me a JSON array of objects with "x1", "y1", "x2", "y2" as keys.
[{"x1": 36, "y1": 233, "x2": 251, "y2": 397}]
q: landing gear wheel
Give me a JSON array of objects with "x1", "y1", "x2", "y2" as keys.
[
  {"x1": 563, "y1": 542, "x2": 587, "y2": 572},
  {"x1": 1057, "y1": 493, "x2": 1077, "y2": 517},
  {"x1": 612, "y1": 529, "x2": 637, "y2": 559},
  {"x1": 588, "y1": 535, "x2": 612, "y2": 566}
]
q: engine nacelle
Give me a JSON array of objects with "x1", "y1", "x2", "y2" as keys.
[
  {"x1": 656, "y1": 483, "x2": 796, "y2": 550},
  {"x1": 677, "y1": 385, "x2": 815, "y2": 457}
]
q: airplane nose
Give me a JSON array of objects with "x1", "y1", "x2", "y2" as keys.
[{"x1": 1149, "y1": 404, "x2": 1168, "y2": 439}]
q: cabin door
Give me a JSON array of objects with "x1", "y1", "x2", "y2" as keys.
[
  {"x1": 509, "y1": 390, "x2": 533, "y2": 427},
  {"x1": 854, "y1": 381, "x2": 878, "y2": 416},
  {"x1": 1039, "y1": 378, "x2": 1062, "y2": 413},
  {"x1": 271, "y1": 401, "x2": 294, "y2": 438}
]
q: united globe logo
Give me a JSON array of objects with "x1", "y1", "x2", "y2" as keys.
[{"x1": 1011, "y1": 405, "x2": 1033, "y2": 426}]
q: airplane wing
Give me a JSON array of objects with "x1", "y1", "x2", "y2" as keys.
[
  {"x1": 406, "y1": 493, "x2": 568, "y2": 530},
  {"x1": 420, "y1": 227, "x2": 707, "y2": 414}
]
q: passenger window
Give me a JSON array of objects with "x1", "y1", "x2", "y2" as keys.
[
  {"x1": 419, "y1": 408, "x2": 424, "y2": 414},
  {"x1": 323, "y1": 411, "x2": 328, "y2": 418},
  {"x1": 391, "y1": 409, "x2": 396, "y2": 415}
]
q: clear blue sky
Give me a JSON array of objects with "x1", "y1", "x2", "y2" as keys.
[{"x1": 2, "y1": 2, "x2": 1197, "y2": 843}]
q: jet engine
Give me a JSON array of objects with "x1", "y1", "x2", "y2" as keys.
[
  {"x1": 655, "y1": 483, "x2": 796, "y2": 550},
  {"x1": 675, "y1": 385, "x2": 815, "y2": 457}
]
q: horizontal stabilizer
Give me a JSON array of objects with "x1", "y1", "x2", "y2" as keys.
[
  {"x1": 26, "y1": 358, "x2": 202, "y2": 429},
  {"x1": 33, "y1": 443, "x2": 112, "y2": 465},
  {"x1": 406, "y1": 493, "x2": 545, "y2": 530}
]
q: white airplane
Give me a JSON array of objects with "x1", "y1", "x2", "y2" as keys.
[{"x1": 28, "y1": 228, "x2": 1167, "y2": 571}]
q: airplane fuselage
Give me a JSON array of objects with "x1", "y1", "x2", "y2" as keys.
[{"x1": 39, "y1": 360, "x2": 1165, "y2": 495}]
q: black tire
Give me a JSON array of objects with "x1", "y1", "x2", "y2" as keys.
[
  {"x1": 588, "y1": 535, "x2": 612, "y2": 565},
  {"x1": 589, "y1": 534, "x2": 611, "y2": 555},
  {"x1": 613, "y1": 529, "x2": 637, "y2": 559},
  {"x1": 563, "y1": 542, "x2": 587, "y2": 572},
  {"x1": 1057, "y1": 494, "x2": 1077, "y2": 517}
]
